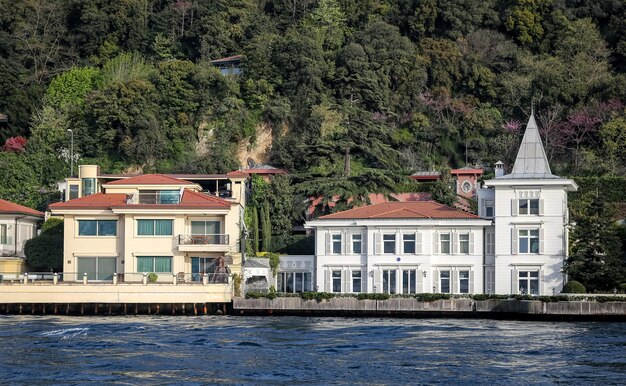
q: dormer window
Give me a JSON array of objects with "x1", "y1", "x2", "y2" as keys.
[{"x1": 139, "y1": 190, "x2": 180, "y2": 204}]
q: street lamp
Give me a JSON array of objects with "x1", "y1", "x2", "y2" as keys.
[{"x1": 67, "y1": 129, "x2": 74, "y2": 176}]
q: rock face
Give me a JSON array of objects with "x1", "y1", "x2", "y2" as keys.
[{"x1": 236, "y1": 122, "x2": 274, "y2": 166}]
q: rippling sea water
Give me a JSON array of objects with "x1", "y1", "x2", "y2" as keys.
[{"x1": 0, "y1": 316, "x2": 624, "y2": 384}]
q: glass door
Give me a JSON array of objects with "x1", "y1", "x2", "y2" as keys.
[{"x1": 191, "y1": 257, "x2": 217, "y2": 281}]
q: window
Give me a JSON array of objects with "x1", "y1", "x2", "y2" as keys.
[
  {"x1": 485, "y1": 200, "x2": 494, "y2": 217},
  {"x1": 278, "y1": 272, "x2": 312, "y2": 293},
  {"x1": 69, "y1": 185, "x2": 79, "y2": 200},
  {"x1": 139, "y1": 190, "x2": 180, "y2": 204},
  {"x1": 191, "y1": 221, "x2": 222, "y2": 244},
  {"x1": 352, "y1": 270, "x2": 362, "y2": 293},
  {"x1": 332, "y1": 270, "x2": 342, "y2": 292},
  {"x1": 519, "y1": 229, "x2": 539, "y2": 253},
  {"x1": 382, "y1": 270, "x2": 396, "y2": 294},
  {"x1": 461, "y1": 181, "x2": 472, "y2": 193},
  {"x1": 78, "y1": 220, "x2": 117, "y2": 236},
  {"x1": 137, "y1": 219, "x2": 173, "y2": 236},
  {"x1": 403, "y1": 234, "x2": 415, "y2": 254},
  {"x1": 0, "y1": 224, "x2": 6, "y2": 244},
  {"x1": 459, "y1": 271, "x2": 469, "y2": 294},
  {"x1": 77, "y1": 257, "x2": 116, "y2": 281},
  {"x1": 402, "y1": 270, "x2": 417, "y2": 294},
  {"x1": 383, "y1": 234, "x2": 395, "y2": 254},
  {"x1": 485, "y1": 232, "x2": 495, "y2": 255},
  {"x1": 519, "y1": 199, "x2": 539, "y2": 215},
  {"x1": 352, "y1": 234, "x2": 362, "y2": 254},
  {"x1": 440, "y1": 271, "x2": 451, "y2": 293},
  {"x1": 440, "y1": 234, "x2": 451, "y2": 254},
  {"x1": 459, "y1": 234, "x2": 470, "y2": 254},
  {"x1": 137, "y1": 256, "x2": 172, "y2": 273},
  {"x1": 332, "y1": 234, "x2": 342, "y2": 254},
  {"x1": 519, "y1": 271, "x2": 539, "y2": 295},
  {"x1": 81, "y1": 178, "x2": 96, "y2": 196}
]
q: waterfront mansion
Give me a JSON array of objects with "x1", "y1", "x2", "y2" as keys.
[
  {"x1": 299, "y1": 113, "x2": 578, "y2": 296},
  {"x1": 49, "y1": 165, "x2": 247, "y2": 283}
]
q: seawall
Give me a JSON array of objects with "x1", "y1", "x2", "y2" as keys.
[{"x1": 233, "y1": 297, "x2": 626, "y2": 321}]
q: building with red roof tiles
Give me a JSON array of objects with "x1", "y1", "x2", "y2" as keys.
[
  {"x1": 49, "y1": 165, "x2": 247, "y2": 298},
  {"x1": 242, "y1": 164, "x2": 287, "y2": 182},
  {"x1": 0, "y1": 198, "x2": 43, "y2": 276},
  {"x1": 303, "y1": 201, "x2": 491, "y2": 294}
]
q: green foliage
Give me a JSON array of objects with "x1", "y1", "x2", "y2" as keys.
[
  {"x1": 252, "y1": 206, "x2": 259, "y2": 254},
  {"x1": 24, "y1": 235, "x2": 63, "y2": 272},
  {"x1": 147, "y1": 273, "x2": 158, "y2": 283},
  {"x1": 266, "y1": 252, "x2": 280, "y2": 277},
  {"x1": 300, "y1": 292, "x2": 334, "y2": 302},
  {"x1": 415, "y1": 293, "x2": 451, "y2": 302},
  {"x1": 41, "y1": 218, "x2": 63, "y2": 236},
  {"x1": 271, "y1": 235, "x2": 315, "y2": 255},
  {"x1": 565, "y1": 192, "x2": 625, "y2": 292},
  {"x1": 562, "y1": 281, "x2": 587, "y2": 294},
  {"x1": 232, "y1": 273, "x2": 242, "y2": 297},
  {"x1": 46, "y1": 67, "x2": 102, "y2": 111},
  {"x1": 261, "y1": 201, "x2": 271, "y2": 252}
]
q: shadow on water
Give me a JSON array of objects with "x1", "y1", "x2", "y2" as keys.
[{"x1": 0, "y1": 315, "x2": 624, "y2": 384}]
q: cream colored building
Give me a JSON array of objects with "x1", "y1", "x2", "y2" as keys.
[
  {"x1": 0, "y1": 199, "x2": 43, "y2": 277},
  {"x1": 50, "y1": 165, "x2": 248, "y2": 284}
]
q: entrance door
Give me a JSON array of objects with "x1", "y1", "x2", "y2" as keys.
[
  {"x1": 77, "y1": 257, "x2": 116, "y2": 281},
  {"x1": 191, "y1": 257, "x2": 217, "y2": 281}
]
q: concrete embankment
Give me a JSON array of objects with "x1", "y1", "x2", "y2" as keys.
[{"x1": 233, "y1": 297, "x2": 626, "y2": 321}]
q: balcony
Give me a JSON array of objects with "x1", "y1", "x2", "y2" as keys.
[{"x1": 177, "y1": 234, "x2": 230, "y2": 252}]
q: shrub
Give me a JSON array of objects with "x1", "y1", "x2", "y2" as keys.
[
  {"x1": 245, "y1": 291, "x2": 265, "y2": 299},
  {"x1": 232, "y1": 273, "x2": 242, "y2": 297},
  {"x1": 300, "y1": 292, "x2": 334, "y2": 302},
  {"x1": 41, "y1": 218, "x2": 63, "y2": 235},
  {"x1": 619, "y1": 283, "x2": 626, "y2": 293},
  {"x1": 147, "y1": 273, "x2": 158, "y2": 283},
  {"x1": 562, "y1": 280, "x2": 586, "y2": 294},
  {"x1": 415, "y1": 293, "x2": 450, "y2": 302},
  {"x1": 24, "y1": 234, "x2": 63, "y2": 271}
]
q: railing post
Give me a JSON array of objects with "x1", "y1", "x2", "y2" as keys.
[
  {"x1": 23, "y1": 272, "x2": 28, "y2": 285},
  {"x1": 203, "y1": 273, "x2": 209, "y2": 286},
  {"x1": 53, "y1": 273, "x2": 58, "y2": 285},
  {"x1": 142, "y1": 273, "x2": 147, "y2": 285},
  {"x1": 113, "y1": 273, "x2": 118, "y2": 285},
  {"x1": 172, "y1": 274, "x2": 177, "y2": 285},
  {"x1": 83, "y1": 273, "x2": 88, "y2": 285}
]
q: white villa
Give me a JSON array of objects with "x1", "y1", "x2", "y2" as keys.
[
  {"x1": 298, "y1": 113, "x2": 578, "y2": 296},
  {"x1": 0, "y1": 199, "x2": 43, "y2": 276}
]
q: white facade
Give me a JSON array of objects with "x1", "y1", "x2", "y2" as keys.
[
  {"x1": 479, "y1": 113, "x2": 577, "y2": 295},
  {"x1": 305, "y1": 217, "x2": 490, "y2": 295},
  {"x1": 0, "y1": 215, "x2": 40, "y2": 258}
]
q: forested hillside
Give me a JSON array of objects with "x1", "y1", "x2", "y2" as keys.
[{"x1": 1, "y1": 0, "x2": 626, "y2": 210}]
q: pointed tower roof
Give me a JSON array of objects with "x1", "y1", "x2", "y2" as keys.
[{"x1": 498, "y1": 113, "x2": 561, "y2": 180}]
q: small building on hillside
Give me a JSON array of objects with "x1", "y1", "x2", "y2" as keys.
[
  {"x1": 244, "y1": 164, "x2": 287, "y2": 183},
  {"x1": 0, "y1": 199, "x2": 44, "y2": 277},
  {"x1": 210, "y1": 55, "x2": 242, "y2": 75}
]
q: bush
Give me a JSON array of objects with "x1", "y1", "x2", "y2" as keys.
[
  {"x1": 619, "y1": 283, "x2": 626, "y2": 293},
  {"x1": 271, "y1": 235, "x2": 315, "y2": 255},
  {"x1": 41, "y1": 218, "x2": 63, "y2": 236},
  {"x1": 562, "y1": 280, "x2": 587, "y2": 294},
  {"x1": 147, "y1": 272, "x2": 158, "y2": 282},
  {"x1": 415, "y1": 293, "x2": 451, "y2": 302},
  {"x1": 24, "y1": 234, "x2": 63, "y2": 271},
  {"x1": 245, "y1": 291, "x2": 265, "y2": 299},
  {"x1": 300, "y1": 292, "x2": 334, "y2": 302}
]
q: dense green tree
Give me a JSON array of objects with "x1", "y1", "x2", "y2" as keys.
[{"x1": 565, "y1": 193, "x2": 625, "y2": 292}]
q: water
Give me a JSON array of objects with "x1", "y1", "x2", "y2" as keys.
[{"x1": 0, "y1": 316, "x2": 624, "y2": 385}]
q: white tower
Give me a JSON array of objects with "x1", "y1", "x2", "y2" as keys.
[{"x1": 479, "y1": 113, "x2": 578, "y2": 295}]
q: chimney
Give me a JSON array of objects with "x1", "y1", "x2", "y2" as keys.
[{"x1": 494, "y1": 161, "x2": 505, "y2": 178}]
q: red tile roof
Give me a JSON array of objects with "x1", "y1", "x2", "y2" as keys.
[
  {"x1": 49, "y1": 193, "x2": 128, "y2": 210},
  {"x1": 451, "y1": 167, "x2": 483, "y2": 175},
  {"x1": 0, "y1": 198, "x2": 43, "y2": 217},
  {"x1": 105, "y1": 174, "x2": 196, "y2": 185},
  {"x1": 226, "y1": 171, "x2": 250, "y2": 178},
  {"x1": 50, "y1": 190, "x2": 232, "y2": 211},
  {"x1": 318, "y1": 201, "x2": 480, "y2": 220}
]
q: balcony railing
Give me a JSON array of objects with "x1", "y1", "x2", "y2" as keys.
[{"x1": 178, "y1": 234, "x2": 229, "y2": 245}]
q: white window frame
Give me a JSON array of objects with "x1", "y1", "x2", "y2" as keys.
[
  {"x1": 519, "y1": 198, "x2": 540, "y2": 215},
  {"x1": 351, "y1": 234, "x2": 362, "y2": 254},
  {"x1": 519, "y1": 229, "x2": 539, "y2": 254},
  {"x1": 440, "y1": 233, "x2": 451, "y2": 254},
  {"x1": 401, "y1": 269, "x2": 418, "y2": 294},
  {"x1": 459, "y1": 233, "x2": 470, "y2": 254},
  {"x1": 518, "y1": 271, "x2": 540, "y2": 295},
  {"x1": 382, "y1": 269, "x2": 397, "y2": 294},
  {"x1": 402, "y1": 234, "x2": 416, "y2": 254},
  {"x1": 351, "y1": 270, "x2": 362, "y2": 293},
  {"x1": 439, "y1": 270, "x2": 451, "y2": 293},
  {"x1": 382, "y1": 234, "x2": 395, "y2": 254},
  {"x1": 331, "y1": 234, "x2": 342, "y2": 254},
  {"x1": 331, "y1": 270, "x2": 342, "y2": 292},
  {"x1": 459, "y1": 270, "x2": 470, "y2": 294}
]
